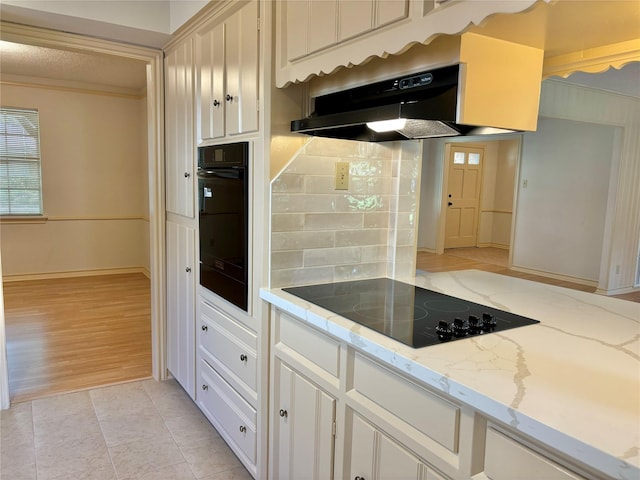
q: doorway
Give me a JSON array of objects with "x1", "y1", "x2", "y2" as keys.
[
  {"x1": 0, "y1": 25, "x2": 166, "y2": 409},
  {"x1": 444, "y1": 145, "x2": 484, "y2": 249}
]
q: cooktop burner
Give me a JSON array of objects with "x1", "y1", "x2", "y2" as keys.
[{"x1": 283, "y1": 278, "x2": 540, "y2": 348}]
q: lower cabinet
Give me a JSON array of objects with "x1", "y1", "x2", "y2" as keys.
[
  {"x1": 271, "y1": 359, "x2": 336, "y2": 480},
  {"x1": 269, "y1": 307, "x2": 452, "y2": 480},
  {"x1": 196, "y1": 298, "x2": 259, "y2": 477},
  {"x1": 166, "y1": 220, "x2": 196, "y2": 398},
  {"x1": 347, "y1": 410, "x2": 447, "y2": 480}
]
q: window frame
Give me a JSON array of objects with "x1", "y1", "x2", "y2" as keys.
[{"x1": 0, "y1": 106, "x2": 44, "y2": 218}]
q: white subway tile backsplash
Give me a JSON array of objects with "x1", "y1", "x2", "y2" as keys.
[
  {"x1": 304, "y1": 212, "x2": 364, "y2": 230},
  {"x1": 270, "y1": 137, "x2": 421, "y2": 288},
  {"x1": 271, "y1": 266, "x2": 335, "y2": 287},
  {"x1": 271, "y1": 251, "x2": 304, "y2": 269},
  {"x1": 271, "y1": 231, "x2": 335, "y2": 251},
  {"x1": 272, "y1": 174, "x2": 305, "y2": 193},
  {"x1": 304, "y1": 247, "x2": 361, "y2": 267},
  {"x1": 272, "y1": 213, "x2": 305, "y2": 232},
  {"x1": 335, "y1": 229, "x2": 387, "y2": 247}
]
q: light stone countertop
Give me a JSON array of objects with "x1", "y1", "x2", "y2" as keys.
[{"x1": 260, "y1": 270, "x2": 640, "y2": 480}]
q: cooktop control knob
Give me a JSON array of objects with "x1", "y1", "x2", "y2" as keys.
[
  {"x1": 468, "y1": 315, "x2": 481, "y2": 334},
  {"x1": 482, "y1": 313, "x2": 497, "y2": 331},
  {"x1": 453, "y1": 317, "x2": 469, "y2": 337},
  {"x1": 436, "y1": 321, "x2": 453, "y2": 341}
]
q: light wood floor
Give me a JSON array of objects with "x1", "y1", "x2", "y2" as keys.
[
  {"x1": 417, "y1": 247, "x2": 640, "y2": 303},
  {"x1": 3, "y1": 273, "x2": 152, "y2": 403}
]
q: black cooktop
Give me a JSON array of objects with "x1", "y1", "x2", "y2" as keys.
[{"x1": 283, "y1": 278, "x2": 540, "y2": 348}]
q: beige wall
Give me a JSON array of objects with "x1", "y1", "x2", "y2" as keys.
[{"x1": 0, "y1": 82, "x2": 149, "y2": 278}]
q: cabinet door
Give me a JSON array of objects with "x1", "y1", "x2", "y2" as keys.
[
  {"x1": 165, "y1": 38, "x2": 195, "y2": 217},
  {"x1": 273, "y1": 361, "x2": 335, "y2": 480},
  {"x1": 348, "y1": 412, "x2": 427, "y2": 480},
  {"x1": 166, "y1": 221, "x2": 196, "y2": 399},
  {"x1": 339, "y1": 1, "x2": 373, "y2": 42},
  {"x1": 198, "y1": 22, "x2": 225, "y2": 141},
  {"x1": 225, "y1": 0, "x2": 259, "y2": 136}
]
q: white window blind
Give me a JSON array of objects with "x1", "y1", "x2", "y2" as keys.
[{"x1": 0, "y1": 107, "x2": 43, "y2": 215}]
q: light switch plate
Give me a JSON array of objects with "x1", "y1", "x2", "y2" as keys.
[{"x1": 335, "y1": 162, "x2": 349, "y2": 190}]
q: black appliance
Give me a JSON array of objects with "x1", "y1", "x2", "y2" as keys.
[
  {"x1": 197, "y1": 142, "x2": 249, "y2": 311},
  {"x1": 283, "y1": 278, "x2": 539, "y2": 348},
  {"x1": 291, "y1": 64, "x2": 516, "y2": 142}
]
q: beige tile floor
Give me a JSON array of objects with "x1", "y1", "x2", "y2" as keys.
[{"x1": 0, "y1": 379, "x2": 253, "y2": 480}]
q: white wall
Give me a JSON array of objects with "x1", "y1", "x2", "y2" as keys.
[
  {"x1": 512, "y1": 117, "x2": 616, "y2": 282},
  {"x1": 0, "y1": 81, "x2": 149, "y2": 278}
]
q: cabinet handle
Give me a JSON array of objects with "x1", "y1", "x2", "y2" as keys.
[
  {"x1": 201, "y1": 325, "x2": 208, "y2": 331},
  {"x1": 279, "y1": 409, "x2": 288, "y2": 418},
  {"x1": 240, "y1": 354, "x2": 247, "y2": 362},
  {"x1": 226, "y1": 94, "x2": 233, "y2": 102},
  {"x1": 213, "y1": 99, "x2": 221, "y2": 107},
  {"x1": 184, "y1": 172, "x2": 191, "y2": 178},
  {"x1": 239, "y1": 425, "x2": 246, "y2": 433},
  {"x1": 202, "y1": 384, "x2": 208, "y2": 391},
  {"x1": 185, "y1": 267, "x2": 192, "y2": 273}
]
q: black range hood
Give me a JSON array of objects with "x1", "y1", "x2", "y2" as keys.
[{"x1": 291, "y1": 64, "x2": 517, "y2": 142}]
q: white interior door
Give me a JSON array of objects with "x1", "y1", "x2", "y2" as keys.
[{"x1": 444, "y1": 145, "x2": 484, "y2": 249}]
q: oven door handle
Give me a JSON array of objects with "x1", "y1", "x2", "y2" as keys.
[{"x1": 197, "y1": 169, "x2": 243, "y2": 180}]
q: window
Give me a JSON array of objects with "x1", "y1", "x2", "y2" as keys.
[{"x1": 0, "y1": 107, "x2": 43, "y2": 215}]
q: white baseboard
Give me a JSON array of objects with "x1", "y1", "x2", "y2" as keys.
[
  {"x1": 416, "y1": 248, "x2": 437, "y2": 254},
  {"x1": 2, "y1": 267, "x2": 149, "y2": 283},
  {"x1": 595, "y1": 285, "x2": 640, "y2": 296},
  {"x1": 510, "y1": 265, "x2": 598, "y2": 288}
]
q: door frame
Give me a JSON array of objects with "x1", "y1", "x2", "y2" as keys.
[{"x1": 0, "y1": 23, "x2": 167, "y2": 409}]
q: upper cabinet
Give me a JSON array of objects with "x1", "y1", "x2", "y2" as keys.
[
  {"x1": 275, "y1": 0, "x2": 545, "y2": 87},
  {"x1": 165, "y1": 36, "x2": 195, "y2": 218},
  {"x1": 197, "y1": 0, "x2": 259, "y2": 142}
]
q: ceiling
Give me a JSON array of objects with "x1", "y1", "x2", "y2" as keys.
[{"x1": 0, "y1": 40, "x2": 148, "y2": 91}]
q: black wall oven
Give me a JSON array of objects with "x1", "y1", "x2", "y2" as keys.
[{"x1": 197, "y1": 142, "x2": 249, "y2": 311}]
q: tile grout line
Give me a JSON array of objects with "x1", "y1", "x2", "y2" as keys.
[
  {"x1": 141, "y1": 380, "x2": 198, "y2": 479},
  {"x1": 88, "y1": 386, "x2": 119, "y2": 479}
]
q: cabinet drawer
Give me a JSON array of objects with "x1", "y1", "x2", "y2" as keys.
[
  {"x1": 484, "y1": 427, "x2": 585, "y2": 480},
  {"x1": 199, "y1": 300, "x2": 257, "y2": 393},
  {"x1": 276, "y1": 310, "x2": 340, "y2": 379},
  {"x1": 351, "y1": 351, "x2": 460, "y2": 453},
  {"x1": 198, "y1": 359, "x2": 257, "y2": 465}
]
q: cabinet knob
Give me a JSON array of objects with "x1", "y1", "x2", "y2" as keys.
[
  {"x1": 184, "y1": 172, "x2": 191, "y2": 178},
  {"x1": 201, "y1": 325, "x2": 208, "y2": 331},
  {"x1": 355, "y1": 477, "x2": 366, "y2": 480},
  {"x1": 226, "y1": 94, "x2": 233, "y2": 102},
  {"x1": 213, "y1": 99, "x2": 221, "y2": 107},
  {"x1": 240, "y1": 354, "x2": 247, "y2": 362},
  {"x1": 239, "y1": 425, "x2": 246, "y2": 433},
  {"x1": 279, "y1": 409, "x2": 288, "y2": 418},
  {"x1": 202, "y1": 384, "x2": 208, "y2": 391},
  {"x1": 185, "y1": 267, "x2": 192, "y2": 273}
]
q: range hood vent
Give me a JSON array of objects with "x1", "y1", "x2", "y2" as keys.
[{"x1": 291, "y1": 64, "x2": 521, "y2": 142}]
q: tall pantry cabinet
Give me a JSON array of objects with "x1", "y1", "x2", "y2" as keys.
[
  {"x1": 164, "y1": 1, "x2": 268, "y2": 478},
  {"x1": 164, "y1": 36, "x2": 197, "y2": 399}
]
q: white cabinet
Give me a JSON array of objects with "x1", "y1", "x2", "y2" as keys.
[
  {"x1": 196, "y1": 298, "x2": 259, "y2": 477},
  {"x1": 165, "y1": 37, "x2": 195, "y2": 217},
  {"x1": 198, "y1": 0, "x2": 259, "y2": 142},
  {"x1": 166, "y1": 221, "x2": 196, "y2": 398},
  {"x1": 347, "y1": 411, "x2": 444, "y2": 480},
  {"x1": 283, "y1": 0, "x2": 409, "y2": 62},
  {"x1": 272, "y1": 359, "x2": 336, "y2": 480}
]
